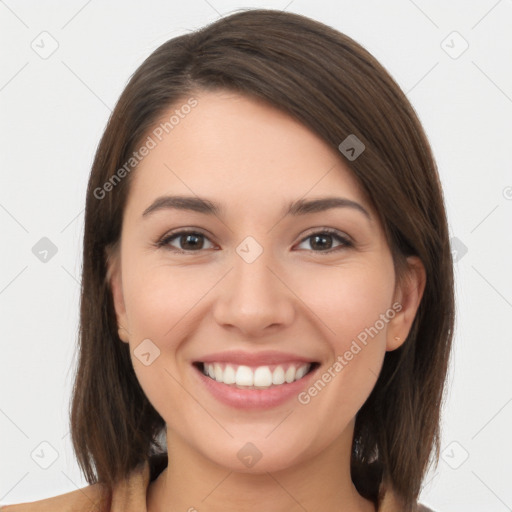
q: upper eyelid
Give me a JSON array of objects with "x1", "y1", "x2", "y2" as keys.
[{"x1": 159, "y1": 228, "x2": 352, "y2": 250}]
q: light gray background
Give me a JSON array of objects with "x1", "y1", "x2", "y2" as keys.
[{"x1": 1, "y1": 1, "x2": 511, "y2": 510}]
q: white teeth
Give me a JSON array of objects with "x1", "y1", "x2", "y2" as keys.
[
  {"x1": 285, "y1": 366, "x2": 295, "y2": 383},
  {"x1": 223, "y1": 365, "x2": 236, "y2": 384},
  {"x1": 201, "y1": 362, "x2": 312, "y2": 389},
  {"x1": 214, "y1": 363, "x2": 223, "y2": 382},
  {"x1": 235, "y1": 365, "x2": 253, "y2": 386},
  {"x1": 253, "y1": 366, "x2": 273, "y2": 387},
  {"x1": 295, "y1": 365, "x2": 308, "y2": 380},
  {"x1": 272, "y1": 366, "x2": 285, "y2": 385}
]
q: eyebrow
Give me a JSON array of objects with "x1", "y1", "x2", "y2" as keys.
[{"x1": 141, "y1": 195, "x2": 371, "y2": 220}]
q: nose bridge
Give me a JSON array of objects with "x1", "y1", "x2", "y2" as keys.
[
  {"x1": 212, "y1": 234, "x2": 295, "y2": 333},
  {"x1": 232, "y1": 234, "x2": 281, "y2": 304}
]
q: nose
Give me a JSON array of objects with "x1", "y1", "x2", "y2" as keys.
[{"x1": 212, "y1": 245, "x2": 295, "y2": 338}]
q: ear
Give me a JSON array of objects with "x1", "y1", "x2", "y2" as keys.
[
  {"x1": 386, "y1": 256, "x2": 426, "y2": 351},
  {"x1": 105, "y1": 244, "x2": 130, "y2": 344}
]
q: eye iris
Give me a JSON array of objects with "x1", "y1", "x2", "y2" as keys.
[
  {"x1": 311, "y1": 234, "x2": 332, "y2": 250},
  {"x1": 164, "y1": 231, "x2": 344, "y2": 252},
  {"x1": 181, "y1": 233, "x2": 203, "y2": 250}
]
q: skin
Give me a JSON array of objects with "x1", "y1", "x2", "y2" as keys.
[{"x1": 107, "y1": 89, "x2": 426, "y2": 512}]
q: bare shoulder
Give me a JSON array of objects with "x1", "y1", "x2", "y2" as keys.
[{"x1": 0, "y1": 482, "x2": 108, "y2": 512}]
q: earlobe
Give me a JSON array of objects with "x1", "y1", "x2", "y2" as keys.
[
  {"x1": 389, "y1": 335, "x2": 402, "y2": 351},
  {"x1": 105, "y1": 245, "x2": 130, "y2": 344},
  {"x1": 117, "y1": 326, "x2": 130, "y2": 343},
  {"x1": 386, "y1": 256, "x2": 426, "y2": 351}
]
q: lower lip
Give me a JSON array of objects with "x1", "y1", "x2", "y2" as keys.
[{"x1": 193, "y1": 364, "x2": 319, "y2": 410}]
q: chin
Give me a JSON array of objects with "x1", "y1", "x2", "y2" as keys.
[{"x1": 195, "y1": 434, "x2": 315, "y2": 475}]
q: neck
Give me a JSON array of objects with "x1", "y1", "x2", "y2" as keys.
[{"x1": 148, "y1": 422, "x2": 376, "y2": 512}]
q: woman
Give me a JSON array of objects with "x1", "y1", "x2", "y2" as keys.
[{"x1": 1, "y1": 8, "x2": 453, "y2": 512}]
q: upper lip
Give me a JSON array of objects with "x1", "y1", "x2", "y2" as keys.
[{"x1": 194, "y1": 350, "x2": 318, "y2": 366}]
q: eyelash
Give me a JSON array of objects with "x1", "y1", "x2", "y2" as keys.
[{"x1": 155, "y1": 228, "x2": 353, "y2": 255}]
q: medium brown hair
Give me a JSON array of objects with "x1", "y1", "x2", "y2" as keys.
[{"x1": 70, "y1": 8, "x2": 454, "y2": 510}]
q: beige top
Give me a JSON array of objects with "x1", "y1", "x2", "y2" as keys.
[{"x1": 0, "y1": 455, "x2": 435, "y2": 512}]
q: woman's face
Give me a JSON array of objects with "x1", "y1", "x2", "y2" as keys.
[{"x1": 108, "y1": 89, "x2": 424, "y2": 473}]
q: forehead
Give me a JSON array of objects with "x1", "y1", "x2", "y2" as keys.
[{"x1": 125, "y1": 89, "x2": 372, "y2": 217}]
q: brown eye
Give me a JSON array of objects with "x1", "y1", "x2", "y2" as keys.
[
  {"x1": 158, "y1": 231, "x2": 215, "y2": 253},
  {"x1": 296, "y1": 230, "x2": 352, "y2": 253}
]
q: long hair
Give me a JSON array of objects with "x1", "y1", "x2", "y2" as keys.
[{"x1": 69, "y1": 9, "x2": 455, "y2": 510}]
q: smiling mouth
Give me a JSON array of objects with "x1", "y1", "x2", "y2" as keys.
[{"x1": 193, "y1": 361, "x2": 320, "y2": 390}]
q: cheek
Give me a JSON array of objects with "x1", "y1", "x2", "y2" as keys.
[
  {"x1": 123, "y1": 260, "x2": 213, "y2": 341},
  {"x1": 295, "y1": 263, "x2": 394, "y2": 411},
  {"x1": 122, "y1": 251, "x2": 395, "y2": 357},
  {"x1": 120, "y1": 261, "x2": 211, "y2": 419},
  {"x1": 119, "y1": 247, "x2": 396, "y2": 464},
  {"x1": 298, "y1": 261, "x2": 395, "y2": 346}
]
